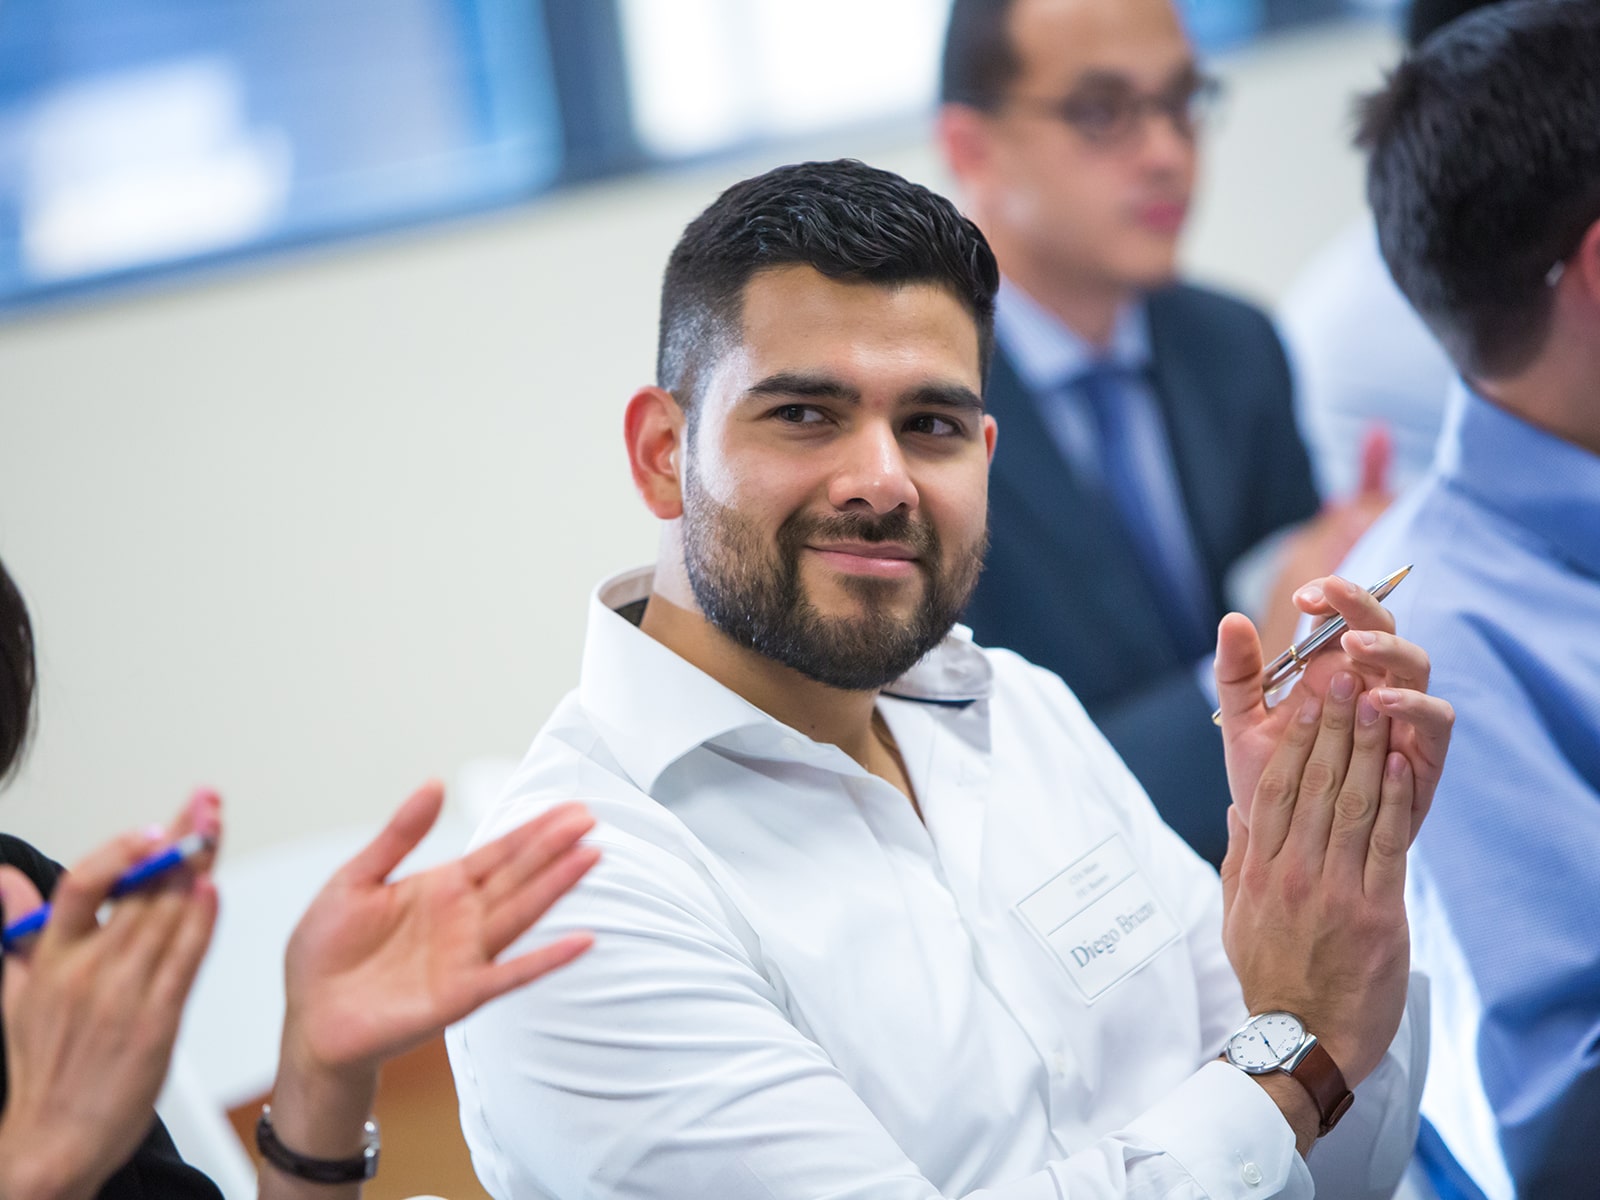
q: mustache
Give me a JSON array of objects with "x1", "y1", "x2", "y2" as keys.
[{"x1": 779, "y1": 509, "x2": 939, "y2": 556}]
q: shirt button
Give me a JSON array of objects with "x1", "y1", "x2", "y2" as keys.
[
  {"x1": 781, "y1": 736, "x2": 803, "y2": 755},
  {"x1": 1240, "y1": 1161, "x2": 1263, "y2": 1187},
  {"x1": 1050, "y1": 1052, "x2": 1068, "y2": 1075}
]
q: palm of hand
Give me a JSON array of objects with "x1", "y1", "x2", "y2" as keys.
[{"x1": 284, "y1": 862, "x2": 494, "y2": 1073}]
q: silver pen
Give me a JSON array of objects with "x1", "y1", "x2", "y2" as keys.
[{"x1": 1211, "y1": 564, "x2": 1413, "y2": 725}]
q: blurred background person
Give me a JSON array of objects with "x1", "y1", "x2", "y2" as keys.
[
  {"x1": 1279, "y1": 0, "x2": 1508, "y2": 501},
  {"x1": 1344, "y1": 1, "x2": 1600, "y2": 1195},
  {"x1": 937, "y1": 0, "x2": 1383, "y2": 864}
]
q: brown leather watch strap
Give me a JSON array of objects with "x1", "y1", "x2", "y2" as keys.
[{"x1": 1289, "y1": 1041, "x2": 1354, "y2": 1136}]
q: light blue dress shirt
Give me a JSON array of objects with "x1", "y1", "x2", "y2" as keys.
[{"x1": 1339, "y1": 382, "x2": 1600, "y2": 1200}]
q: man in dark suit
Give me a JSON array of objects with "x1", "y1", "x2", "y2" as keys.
[{"x1": 938, "y1": 0, "x2": 1327, "y2": 864}]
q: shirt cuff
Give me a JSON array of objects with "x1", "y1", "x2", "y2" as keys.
[{"x1": 1121, "y1": 1061, "x2": 1312, "y2": 1199}]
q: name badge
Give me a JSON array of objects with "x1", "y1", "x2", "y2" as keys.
[{"x1": 1014, "y1": 834, "x2": 1180, "y2": 1001}]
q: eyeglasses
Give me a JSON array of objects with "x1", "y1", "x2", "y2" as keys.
[{"x1": 1006, "y1": 74, "x2": 1224, "y2": 148}]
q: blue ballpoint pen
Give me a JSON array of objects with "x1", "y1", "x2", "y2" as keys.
[{"x1": 1, "y1": 831, "x2": 215, "y2": 951}]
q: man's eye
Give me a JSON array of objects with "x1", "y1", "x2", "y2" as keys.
[
  {"x1": 1063, "y1": 94, "x2": 1131, "y2": 138},
  {"x1": 907, "y1": 414, "x2": 961, "y2": 437},
  {"x1": 774, "y1": 404, "x2": 825, "y2": 424}
]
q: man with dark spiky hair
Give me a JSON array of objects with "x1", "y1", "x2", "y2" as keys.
[
  {"x1": 448, "y1": 158, "x2": 1455, "y2": 1200},
  {"x1": 1341, "y1": 2, "x2": 1600, "y2": 1195}
]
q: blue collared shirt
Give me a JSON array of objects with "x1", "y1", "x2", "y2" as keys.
[{"x1": 1339, "y1": 381, "x2": 1600, "y2": 1200}]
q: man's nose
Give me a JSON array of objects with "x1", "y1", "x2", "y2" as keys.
[{"x1": 827, "y1": 422, "x2": 918, "y2": 514}]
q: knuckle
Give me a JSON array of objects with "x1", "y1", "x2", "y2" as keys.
[
  {"x1": 1300, "y1": 760, "x2": 1339, "y2": 800},
  {"x1": 1255, "y1": 768, "x2": 1297, "y2": 809},
  {"x1": 1368, "y1": 826, "x2": 1407, "y2": 861},
  {"x1": 1334, "y1": 788, "x2": 1374, "y2": 826},
  {"x1": 1278, "y1": 863, "x2": 1314, "y2": 908}
]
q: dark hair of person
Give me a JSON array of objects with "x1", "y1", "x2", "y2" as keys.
[
  {"x1": 1406, "y1": 0, "x2": 1506, "y2": 48},
  {"x1": 939, "y1": 0, "x2": 1020, "y2": 109},
  {"x1": 0, "y1": 558, "x2": 36, "y2": 784},
  {"x1": 1357, "y1": 0, "x2": 1600, "y2": 379},
  {"x1": 657, "y1": 159, "x2": 1000, "y2": 413}
]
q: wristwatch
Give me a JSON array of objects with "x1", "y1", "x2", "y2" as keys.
[{"x1": 1223, "y1": 1011, "x2": 1354, "y2": 1136}]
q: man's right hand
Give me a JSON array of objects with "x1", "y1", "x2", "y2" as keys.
[{"x1": 1217, "y1": 673, "x2": 1415, "y2": 1113}]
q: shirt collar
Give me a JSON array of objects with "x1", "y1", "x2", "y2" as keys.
[
  {"x1": 1439, "y1": 380, "x2": 1600, "y2": 579},
  {"x1": 993, "y1": 275, "x2": 1150, "y2": 392},
  {"x1": 577, "y1": 567, "x2": 994, "y2": 793}
]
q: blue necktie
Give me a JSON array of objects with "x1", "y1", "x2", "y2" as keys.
[{"x1": 1073, "y1": 362, "x2": 1213, "y2": 659}]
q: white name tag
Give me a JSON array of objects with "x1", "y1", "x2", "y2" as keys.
[{"x1": 1014, "y1": 834, "x2": 1181, "y2": 1001}]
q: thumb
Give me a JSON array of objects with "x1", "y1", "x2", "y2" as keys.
[{"x1": 1213, "y1": 612, "x2": 1266, "y2": 734}]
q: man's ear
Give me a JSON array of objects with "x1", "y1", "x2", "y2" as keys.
[
  {"x1": 937, "y1": 104, "x2": 995, "y2": 188},
  {"x1": 1572, "y1": 215, "x2": 1600, "y2": 308},
  {"x1": 625, "y1": 386, "x2": 687, "y2": 520}
]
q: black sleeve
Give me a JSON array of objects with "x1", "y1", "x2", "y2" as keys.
[{"x1": 0, "y1": 834, "x2": 224, "y2": 1200}]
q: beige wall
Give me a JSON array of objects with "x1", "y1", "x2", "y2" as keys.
[{"x1": 0, "y1": 21, "x2": 1399, "y2": 861}]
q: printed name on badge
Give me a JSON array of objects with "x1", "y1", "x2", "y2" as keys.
[{"x1": 1014, "y1": 834, "x2": 1180, "y2": 1001}]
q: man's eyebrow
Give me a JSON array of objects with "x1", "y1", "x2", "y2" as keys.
[
  {"x1": 744, "y1": 373, "x2": 861, "y2": 403},
  {"x1": 906, "y1": 383, "x2": 984, "y2": 413},
  {"x1": 744, "y1": 373, "x2": 983, "y2": 413}
]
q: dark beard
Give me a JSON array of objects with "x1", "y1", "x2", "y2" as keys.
[{"x1": 680, "y1": 460, "x2": 986, "y2": 692}]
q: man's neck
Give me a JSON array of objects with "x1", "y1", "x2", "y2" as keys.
[
  {"x1": 1475, "y1": 345, "x2": 1600, "y2": 458},
  {"x1": 996, "y1": 257, "x2": 1135, "y2": 353},
  {"x1": 637, "y1": 586, "x2": 886, "y2": 773}
]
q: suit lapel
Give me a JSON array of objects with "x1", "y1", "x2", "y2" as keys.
[{"x1": 1144, "y1": 292, "x2": 1233, "y2": 596}]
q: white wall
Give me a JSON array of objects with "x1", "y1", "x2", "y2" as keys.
[{"x1": 0, "y1": 20, "x2": 1400, "y2": 861}]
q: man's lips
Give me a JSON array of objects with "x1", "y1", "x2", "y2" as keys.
[
  {"x1": 806, "y1": 542, "x2": 922, "y2": 578},
  {"x1": 1134, "y1": 200, "x2": 1188, "y2": 234}
]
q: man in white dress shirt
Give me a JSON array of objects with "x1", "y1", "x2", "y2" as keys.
[{"x1": 448, "y1": 159, "x2": 1454, "y2": 1199}]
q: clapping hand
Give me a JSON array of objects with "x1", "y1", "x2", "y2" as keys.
[
  {"x1": 0, "y1": 791, "x2": 221, "y2": 1200},
  {"x1": 1209, "y1": 575, "x2": 1453, "y2": 1131},
  {"x1": 277, "y1": 783, "x2": 598, "y2": 1086}
]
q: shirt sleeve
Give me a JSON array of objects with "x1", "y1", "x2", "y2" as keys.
[
  {"x1": 449, "y1": 817, "x2": 1320, "y2": 1200},
  {"x1": 1410, "y1": 661, "x2": 1600, "y2": 1195}
]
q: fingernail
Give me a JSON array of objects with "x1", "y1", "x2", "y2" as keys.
[
  {"x1": 1296, "y1": 585, "x2": 1325, "y2": 607},
  {"x1": 1299, "y1": 694, "x2": 1322, "y2": 723},
  {"x1": 1330, "y1": 671, "x2": 1357, "y2": 701},
  {"x1": 1358, "y1": 696, "x2": 1380, "y2": 725},
  {"x1": 1387, "y1": 752, "x2": 1407, "y2": 778},
  {"x1": 1375, "y1": 688, "x2": 1400, "y2": 706},
  {"x1": 142, "y1": 824, "x2": 166, "y2": 843},
  {"x1": 1354, "y1": 630, "x2": 1377, "y2": 649}
]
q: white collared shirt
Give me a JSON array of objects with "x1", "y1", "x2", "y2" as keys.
[{"x1": 447, "y1": 568, "x2": 1425, "y2": 1200}]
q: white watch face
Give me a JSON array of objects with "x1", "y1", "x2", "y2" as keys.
[{"x1": 1226, "y1": 1012, "x2": 1307, "y2": 1072}]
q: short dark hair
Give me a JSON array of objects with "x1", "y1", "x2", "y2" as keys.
[
  {"x1": 1359, "y1": 0, "x2": 1600, "y2": 379},
  {"x1": 0, "y1": 558, "x2": 36, "y2": 784},
  {"x1": 657, "y1": 159, "x2": 999, "y2": 411},
  {"x1": 939, "y1": 0, "x2": 1020, "y2": 109},
  {"x1": 1406, "y1": 0, "x2": 1505, "y2": 47}
]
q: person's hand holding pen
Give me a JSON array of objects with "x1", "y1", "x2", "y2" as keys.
[
  {"x1": 0, "y1": 789, "x2": 221, "y2": 1200},
  {"x1": 1214, "y1": 573, "x2": 1453, "y2": 847},
  {"x1": 1207, "y1": 574, "x2": 1453, "y2": 1154}
]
